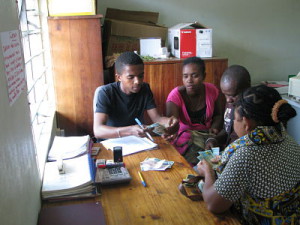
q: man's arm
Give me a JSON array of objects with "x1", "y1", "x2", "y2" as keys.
[
  {"x1": 93, "y1": 112, "x2": 144, "y2": 139},
  {"x1": 210, "y1": 94, "x2": 224, "y2": 135},
  {"x1": 205, "y1": 129, "x2": 228, "y2": 149}
]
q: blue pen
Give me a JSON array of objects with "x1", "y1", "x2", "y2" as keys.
[{"x1": 134, "y1": 118, "x2": 154, "y2": 142}]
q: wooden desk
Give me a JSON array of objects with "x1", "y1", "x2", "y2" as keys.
[
  {"x1": 43, "y1": 137, "x2": 239, "y2": 224},
  {"x1": 95, "y1": 137, "x2": 239, "y2": 225}
]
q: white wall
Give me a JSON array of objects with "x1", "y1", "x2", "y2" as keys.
[
  {"x1": 97, "y1": 0, "x2": 300, "y2": 84},
  {"x1": 0, "y1": 1, "x2": 41, "y2": 225}
]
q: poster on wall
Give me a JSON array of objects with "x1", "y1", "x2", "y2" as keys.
[{"x1": 0, "y1": 30, "x2": 26, "y2": 106}]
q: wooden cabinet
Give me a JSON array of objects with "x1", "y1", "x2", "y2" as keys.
[
  {"x1": 48, "y1": 15, "x2": 104, "y2": 136},
  {"x1": 143, "y1": 57, "x2": 228, "y2": 117}
]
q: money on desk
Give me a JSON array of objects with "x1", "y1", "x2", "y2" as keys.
[
  {"x1": 140, "y1": 157, "x2": 174, "y2": 171},
  {"x1": 146, "y1": 123, "x2": 166, "y2": 136}
]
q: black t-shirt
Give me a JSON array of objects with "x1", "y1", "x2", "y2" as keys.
[{"x1": 95, "y1": 82, "x2": 156, "y2": 127}]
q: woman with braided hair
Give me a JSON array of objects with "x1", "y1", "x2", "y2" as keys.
[{"x1": 195, "y1": 85, "x2": 300, "y2": 224}]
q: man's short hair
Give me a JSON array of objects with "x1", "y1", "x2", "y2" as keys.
[
  {"x1": 115, "y1": 52, "x2": 144, "y2": 74},
  {"x1": 221, "y1": 65, "x2": 251, "y2": 91},
  {"x1": 183, "y1": 56, "x2": 206, "y2": 75}
]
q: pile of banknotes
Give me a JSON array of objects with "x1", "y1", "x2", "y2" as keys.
[
  {"x1": 140, "y1": 157, "x2": 174, "y2": 171},
  {"x1": 197, "y1": 149, "x2": 220, "y2": 170},
  {"x1": 146, "y1": 123, "x2": 166, "y2": 136}
]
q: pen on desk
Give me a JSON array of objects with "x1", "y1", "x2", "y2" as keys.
[
  {"x1": 138, "y1": 171, "x2": 147, "y2": 187},
  {"x1": 134, "y1": 118, "x2": 154, "y2": 142}
]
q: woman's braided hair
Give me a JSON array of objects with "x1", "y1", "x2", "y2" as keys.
[{"x1": 235, "y1": 85, "x2": 296, "y2": 126}]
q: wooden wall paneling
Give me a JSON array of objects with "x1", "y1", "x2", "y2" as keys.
[
  {"x1": 204, "y1": 60, "x2": 214, "y2": 84},
  {"x1": 143, "y1": 58, "x2": 228, "y2": 119},
  {"x1": 48, "y1": 15, "x2": 104, "y2": 136},
  {"x1": 49, "y1": 19, "x2": 77, "y2": 135}
]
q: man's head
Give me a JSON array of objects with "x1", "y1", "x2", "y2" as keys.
[
  {"x1": 220, "y1": 65, "x2": 251, "y2": 104},
  {"x1": 115, "y1": 52, "x2": 144, "y2": 95}
]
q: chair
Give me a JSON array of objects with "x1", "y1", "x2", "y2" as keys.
[{"x1": 93, "y1": 86, "x2": 102, "y2": 113}]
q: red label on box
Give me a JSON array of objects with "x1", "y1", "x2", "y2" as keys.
[{"x1": 180, "y1": 29, "x2": 196, "y2": 58}]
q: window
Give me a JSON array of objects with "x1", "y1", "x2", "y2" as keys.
[{"x1": 18, "y1": 0, "x2": 55, "y2": 175}]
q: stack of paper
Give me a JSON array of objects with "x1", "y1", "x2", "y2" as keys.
[
  {"x1": 42, "y1": 153, "x2": 97, "y2": 200},
  {"x1": 101, "y1": 135, "x2": 158, "y2": 156},
  {"x1": 48, "y1": 135, "x2": 90, "y2": 161}
]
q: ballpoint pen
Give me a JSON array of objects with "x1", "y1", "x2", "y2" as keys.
[
  {"x1": 138, "y1": 171, "x2": 147, "y2": 187},
  {"x1": 134, "y1": 118, "x2": 154, "y2": 142}
]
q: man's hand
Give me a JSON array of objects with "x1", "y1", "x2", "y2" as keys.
[
  {"x1": 205, "y1": 138, "x2": 218, "y2": 150},
  {"x1": 209, "y1": 128, "x2": 219, "y2": 135},
  {"x1": 129, "y1": 125, "x2": 146, "y2": 137}
]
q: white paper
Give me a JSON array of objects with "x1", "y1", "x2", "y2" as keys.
[
  {"x1": 48, "y1": 135, "x2": 90, "y2": 161},
  {"x1": 101, "y1": 135, "x2": 158, "y2": 156},
  {"x1": 42, "y1": 154, "x2": 93, "y2": 197},
  {"x1": 140, "y1": 38, "x2": 162, "y2": 57},
  {"x1": 0, "y1": 30, "x2": 26, "y2": 106}
]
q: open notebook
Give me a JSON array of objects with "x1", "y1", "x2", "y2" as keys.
[{"x1": 101, "y1": 135, "x2": 158, "y2": 156}]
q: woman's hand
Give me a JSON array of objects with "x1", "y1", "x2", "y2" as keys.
[
  {"x1": 196, "y1": 160, "x2": 214, "y2": 177},
  {"x1": 162, "y1": 116, "x2": 179, "y2": 141},
  {"x1": 165, "y1": 116, "x2": 179, "y2": 134}
]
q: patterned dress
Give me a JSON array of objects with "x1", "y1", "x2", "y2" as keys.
[{"x1": 214, "y1": 125, "x2": 300, "y2": 224}]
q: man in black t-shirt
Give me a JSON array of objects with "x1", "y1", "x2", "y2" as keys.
[
  {"x1": 93, "y1": 52, "x2": 178, "y2": 140},
  {"x1": 205, "y1": 65, "x2": 251, "y2": 150}
]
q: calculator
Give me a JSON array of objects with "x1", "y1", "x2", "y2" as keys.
[{"x1": 95, "y1": 167, "x2": 132, "y2": 185}]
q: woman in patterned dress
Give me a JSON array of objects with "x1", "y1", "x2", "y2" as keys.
[{"x1": 196, "y1": 85, "x2": 300, "y2": 224}]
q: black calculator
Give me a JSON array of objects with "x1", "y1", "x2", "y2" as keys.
[{"x1": 95, "y1": 167, "x2": 132, "y2": 185}]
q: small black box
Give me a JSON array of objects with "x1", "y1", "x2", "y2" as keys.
[{"x1": 113, "y1": 146, "x2": 123, "y2": 162}]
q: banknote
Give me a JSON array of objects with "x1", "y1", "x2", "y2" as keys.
[
  {"x1": 146, "y1": 123, "x2": 166, "y2": 136},
  {"x1": 140, "y1": 157, "x2": 174, "y2": 171},
  {"x1": 197, "y1": 150, "x2": 219, "y2": 169}
]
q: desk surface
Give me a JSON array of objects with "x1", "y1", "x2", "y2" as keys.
[{"x1": 44, "y1": 137, "x2": 240, "y2": 225}]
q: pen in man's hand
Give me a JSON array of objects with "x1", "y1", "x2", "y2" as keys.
[{"x1": 134, "y1": 118, "x2": 154, "y2": 142}]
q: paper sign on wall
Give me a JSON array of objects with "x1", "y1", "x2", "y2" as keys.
[{"x1": 0, "y1": 30, "x2": 26, "y2": 106}]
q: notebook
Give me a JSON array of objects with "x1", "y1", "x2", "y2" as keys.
[
  {"x1": 48, "y1": 135, "x2": 91, "y2": 161},
  {"x1": 38, "y1": 202, "x2": 106, "y2": 225},
  {"x1": 41, "y1": 153, "x2": 96, "y2": 200},
  {"x1": 101, "y1": 135, "x2": 158, "y2": 156}
]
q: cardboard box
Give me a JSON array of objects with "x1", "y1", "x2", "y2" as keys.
[
  {"x1": 48, "y1": 0, "x2": 96, "y2": 16},
  {"x1": 168, "y1": 22, "x2": 212, "y2": 58},
  {"x1": 103, "y1": 8, "x2": 168, "y2": 57}
]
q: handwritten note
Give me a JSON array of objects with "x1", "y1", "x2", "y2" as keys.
[{"x1": 1, "y1": 30, "x2": 26, "y2": 106}]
